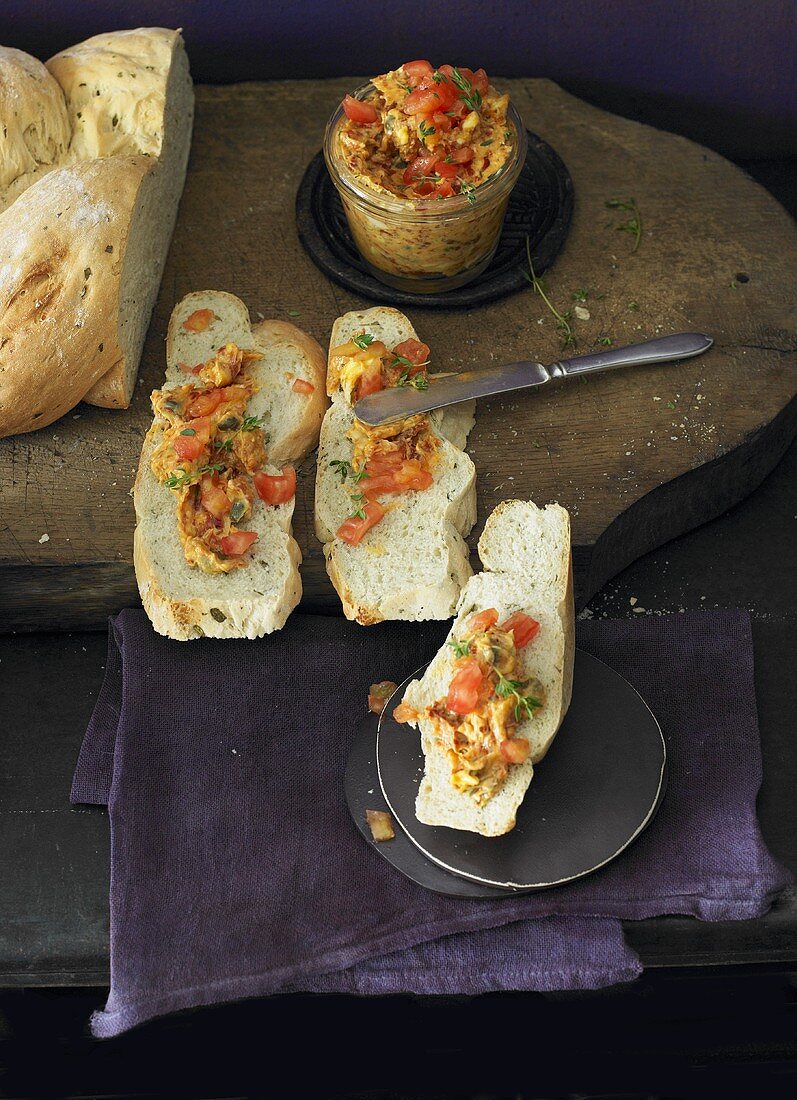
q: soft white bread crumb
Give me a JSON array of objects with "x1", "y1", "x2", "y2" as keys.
[
  {"x1": 134, "y1": 290, "x2": 326, "y2": 639},
  {"x1": 402, "y1": 500, "x2": 574, "y2": 836}
]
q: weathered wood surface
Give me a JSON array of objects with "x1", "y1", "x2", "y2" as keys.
[{"x1": 0, "y1": 78, "x2": 796, "y2": 631}]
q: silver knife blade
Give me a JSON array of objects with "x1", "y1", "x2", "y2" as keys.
[
  {"x1": 353, "y1": 333, "x2": 713, "y2": 426},
  {"x1": 354, "y1": 361, "x2": 550, "y2": 426}
]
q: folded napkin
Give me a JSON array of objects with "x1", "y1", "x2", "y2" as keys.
[{"x1": 72, "y1": 609, "x2": 790, "y2": 1037}]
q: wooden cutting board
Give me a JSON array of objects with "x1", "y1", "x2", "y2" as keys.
[{"x1": 1, "y1": 78, "x2": 796, "y2": 631}]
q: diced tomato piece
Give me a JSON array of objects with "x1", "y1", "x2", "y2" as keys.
[
  {"x1": 500, "y1": 612, "x2": 541, "y2": 649},
  {"x1": 468, "y1": 608, "x2": 499, "y2": 633},
  {"x1": 292, "y1": 378, "x2": 315, "y2": 395},
  {"x1": 403, "y1": 151, "x2": 438, "y2": 185},
  {"x1": 435, "y1": 159, "x2": 458, "y2": 179},
  {"x1": 446, "y1": 657, "x2": 484, "y2": 715},
  {"x1": 182, "y1": 309, "x2": 215, "y2": 333},
  {"x1": 431, "y1": 110, "x2": 452, "y2": 132},
  {"x1": 221, "y1": 530, "x2": 258, "y2": 556},
  {"x1": 392, "y1": 699, "x2": 417, "y2": 724},
  {"x1": 413, "y1": 179, "x2": 435, "y2": 197},
  {"x1": 342, "y1": 95, "x2": 378, "y2": 124},
  {"x1": 450, "y1": 145, "x2": 475, "y2": 164},
  {"x1": 364, "y1": 449, "x2": 404, "y2": 475},
  {"x1": 368, "y1": 680, "x2": 398, "y2": 715},
  {"x1": 336, "y1": 500, "x2": 385, "y2": 546},
  {"x1": 435, "y1": 180, "x2": 455, "y2": 198},
  {"x1": 392, "y1": 339, "x2": 430, "y2": 366},
  {"x1": 173, "y1": 416, "x2": 211, "y2": 461},
  {"x1": 187, "y1": 389, "x2": 224, "y2": 418},
  {"x1": 199, "y1": 472, "x2": 231, "y2": 521},
  {"x1": 472, "y1": 68, "x2": 489, "y2": 95},
  {"x1": 500, "y1": 737, "x2": 530, "y2": 764},
  {"x1": 404, "y1": 85, "x2": 448, "y2": 116},
  {"x1": 254, "y1": 466, "x2": 296, "y2": 506},
  {"x1": 403, "y1": 60, "x2": 434, "y2": 87},
  {"x1": 356, "y1": 366, "x2": 384, "y2": 399}
]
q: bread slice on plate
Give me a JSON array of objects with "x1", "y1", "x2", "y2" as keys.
[
  {"x1": 400, "y1": 499, "x2": 575, "y2": 837},
  {"x1": 315, "y1": 307, "x2": 477, "y2": 624},
  {"x1": 134, "y1": 290, "x2": 326, "y2": 640},
  {"x1": 47, "y1": 28, "x2": 194, "y2": 409}
]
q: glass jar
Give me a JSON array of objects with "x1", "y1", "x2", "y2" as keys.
[{"x1": 323, "y1": 84, "x2": 528, "y2": 295}]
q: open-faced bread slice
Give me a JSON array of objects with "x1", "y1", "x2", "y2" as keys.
[
  {"x1": 401, "y1": 499, "x2": 575, "y2": 836},
  {"x1": 134, "y1": 290, "x2": 326, "y2": 639},
  {"x1": 47, "y1": 28, "x2": 194, "y2": 409},
  {"x1": 315, "y1": 307, "x2": 477, "y2": 624}
]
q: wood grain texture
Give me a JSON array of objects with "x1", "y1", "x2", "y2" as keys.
[{"x1": 0, "y1": 78, "x2": 795, "y2": 630}]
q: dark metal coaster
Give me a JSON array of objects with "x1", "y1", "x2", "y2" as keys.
[
  {"x1": 296, "y1": 130, "x2": 574, "y2": 310},
  {"x1": 345, "y1": 650, "x2": 666, "y2": 897}
]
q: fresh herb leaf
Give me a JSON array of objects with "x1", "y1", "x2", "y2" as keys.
[
  {"x1": 432, "y1": 70, "x2": 445, "y2": 84},
  {"x1": 330, "y1": 458, "x2": 351, "y2": 482},
  {"x1": 459, "y1": 180, "x2": 477, "y2": 206},
  {"x1": 523, "y1": 237, "x2": 576, "y2": 350},
  {"x1": 597, "y1": 336, "x2": 614, "y2": 347},
  {"x1": 628, "y1": 300, "x2": 639, "y2": 311},
  {"x1": 419, "y1": 119, "x2": 436, "y2": 141},
  {"x1": 450, "y1": 67, "x2": 482, "y2": 111},
  {"x1": 606, "y1": 197, "x2": 643, "y2": 252},
  {"x1": 494, "y1": 670, "x2": 542, "y2": 721},
  {"x1": 448, "y1": 638, "x2": 472, "y2": 659},
  {"x1": 353, "y1": 332, "x2": 374, "y2": 350},
  {"x1": 480, "y1": 139, "x2": 493, "y2": 147},
  {"x1": 351, "y1": 468, "x2": 370, "y2": 483},
  {"x1": 572, "y1": 288, "x2": 589, "y2": 302},
  {"x1": 180, "y1": 428, "x2": 196, "y2": 436},
  {"x1": 240, "y1": 415, "x2": 263, "y2": 432}
]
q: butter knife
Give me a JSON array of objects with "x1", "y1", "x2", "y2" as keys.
[{"x1": 353, "y1": 332, "x2": 713, "y2": 426}]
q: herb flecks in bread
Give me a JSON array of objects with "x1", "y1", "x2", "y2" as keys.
[{"x1": 315, "y1": 307, "x2": 477, "y2": 624}]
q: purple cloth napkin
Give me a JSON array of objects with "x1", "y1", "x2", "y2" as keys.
[{"x1": 72, "y1": 608, "x2": 790, "y2": 1038}]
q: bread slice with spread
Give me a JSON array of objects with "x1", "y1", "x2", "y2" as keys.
[
  {"x1": 315, "y1": 307, "x2": 477, "y2": 624},
  {"x1": 395, "y1": 500, "x2": 574, "y2": 836},
  {"x1": 134, "y1": 291, "x2": 326, "y2": 640}
]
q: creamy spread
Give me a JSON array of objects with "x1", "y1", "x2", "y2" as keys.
[
  {"x1": 395, "y1": 608, "x2": 545, "y2": 805},
  {"x1": 328, "y1": 332, "x2": 439, "y2": 546},
  {"x1": 149, "y1": 334, "x2": 298, "y2": 575}
]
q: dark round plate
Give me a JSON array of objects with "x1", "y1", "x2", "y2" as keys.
[
  {"x1": 362, "y1": 649, "x2": 666, "y2": 895},
  {"x1": 295, "y1": 130, "x2": 574, "y2": 310}
]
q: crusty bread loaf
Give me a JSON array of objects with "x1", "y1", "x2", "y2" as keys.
[
  {"x1": 401, "y1": 499, "x2": 575, "y2": 837},
  {"x1": 315, "y1": 307, "x2": 477, "y2": 624},
  {"x1": 0, "y1": 156, "x2": 159, "y2": 436},
  {"x1": 134, "y1": 291, "x2": 326, "y2": 640},
  {"x1": 0, "y1": 28, "x2": 193, "y2": 436},
  {"x1": 48, "y1": 29, "x2": 194, "y2": 408}
]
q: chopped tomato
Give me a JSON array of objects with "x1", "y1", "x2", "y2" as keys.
[
  {"x1": 199, "y1": 472, "x2": 231, "y2": 521},
  {"x1": 431, "y1": 110, "x2": 452, "y2": 132},
  {"x1": 500, "y1": 612, "x2": 541, "y2": 649},
  {"x1": 413, "y1": 179, "x2": 435, "y2": 197},
  {"x1": 221, "y1": 530, "x2": 258, "y2": 556},
  {"x1": 182, "y1": 308, "x2": 215, "y2": 333},
  {"x1": 435, "y1": 179, "x2": 455, "y2": 198},
  {"x1": 187, "y1": 389, "x2": 224, "y2": 418},
  {"x1": 392, "y1": 339, "x2": 430, "y2": 366},
  {"x1": 173, "y1": 416, "x2": 211, "y2": 461},
  {"x1": 292, "y1": 378, "x2": 315, "y2": 395},
  {"x1": 336, "y1": 500, "x2": 385, "y2": 546},
  {"x1": 446, "y1": 657, "x2": 484, "y2": 715},
  {"x1": 468, "y1": 607, "x2": 499, "y2": 633},
  {"x1": 342, "y1": 94, "x2": 378, "y2": 124},
  {"x1": 500, "y1": 737, "x2": 530, "y2": 764},
  {"x1": 471, "y1": 67, "x2": 489, "y2": 95},
  {"x1": 435, "y1": 159, "x2": 458, "y2": 179},
  {"x1": 404, "y1": 85, "x2": 450, "y2": 116},
  {"x1": 403, "y1": 60, "x2": 434, "y2": 87},
  {"x1": 254, "y1": 466, "x2": 296, "y2": 505},
  {"x1": 403, "y1": 150, "x2": 438, "y2": 185},
  {"x1": 356, "y1": 366, "x2": 384, "y2": 398},
  {"x1": 450, "y1": 145, "x2": 475, "y2": 164},
  {"x1": 368, "y1": 681, "x2": 398, "y2": 715},
  {"x1": 363, "y1": 456, "x2": 433, "y2": 497}
]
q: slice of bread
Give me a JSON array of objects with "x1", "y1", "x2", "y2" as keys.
[
  {"x1": 48, "y1": 29, "x2": 194, "y2": 409},
  {"x1": 315, "y1": 307, "x2": 477, "y2": 624},
  {"x1": 134, "y1": 290, "x2": 326, "y2": 640},
  {"x1": 402, "y1": 499, "x2": 575, "y2": 836}
]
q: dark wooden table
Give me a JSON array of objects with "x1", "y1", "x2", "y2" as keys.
[{"x1": 0, "y1": 161, "x2": 795, "y2": 1098}]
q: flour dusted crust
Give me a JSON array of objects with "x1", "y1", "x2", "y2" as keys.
[
  {"x1": 134, "y1": 291, "x2": 326, "y2": 640},
  {"x1": 0, "y1": 28, "x2": 193, "y2": 436},
  {"x1": 402, "y1": 500, "x2": 575, "y2": 836},
  {"x1": 0, "y1": 156, "x2": 155, "y2": 436},
  {"x1": 315, "y1": 307, "x2": 477, "y2": 624}
]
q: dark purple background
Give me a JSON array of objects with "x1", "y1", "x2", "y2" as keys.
[{"x1": 2, "y1": 1, "x2": 796, "y2": 158}]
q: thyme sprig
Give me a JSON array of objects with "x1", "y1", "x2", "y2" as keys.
[
  {"x1": 448, "y1": 637, "x2": 472, "y2": 659},
  {"x1": 523, "y1": 236, "x2": 576, "y2": 350},
  {"x1": 352, "y1": 332, "x2": 374, "y2": 350},
  {"x1": 164, "y1": 463, "x2": 225, "y2": 490},
  {"x1": 450, "y1": 67, "x2": 482, "y2": 111},
  {"x1": 494, "y1": 669, "x2": 543, "y2": 722},
  {"x1": 606, "y1": 197, "x2": 643, "y2": 252}
]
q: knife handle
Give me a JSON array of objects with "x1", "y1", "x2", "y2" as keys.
[{"x1": 549, "y1": 333, "x2": 713, "y2": 379}]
